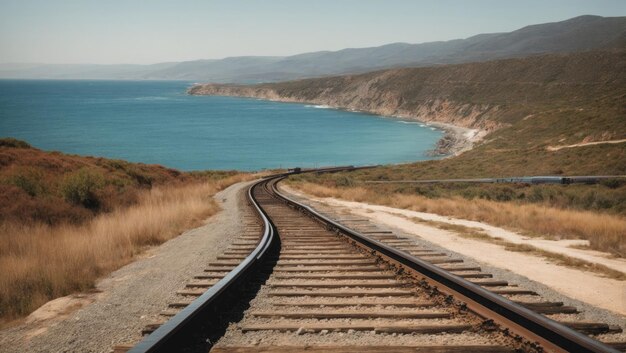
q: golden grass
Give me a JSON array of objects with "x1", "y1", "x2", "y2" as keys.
[
  {"x1": 0, "y1": 174, "x2": 250, "y2": 325},
  {"x1": 502, "y1": 243, "x2": 626, "y2": 280},
  {"x1": 408, "y1": 217, "x2": 625, "y2": 280},
  {"x1": 290, "y1": 182, "x2": 626, "y2": 257}
]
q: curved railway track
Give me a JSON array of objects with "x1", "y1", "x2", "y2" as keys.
[{"x1": 125, "y1": 172, "x2": 624, "y2": 353}]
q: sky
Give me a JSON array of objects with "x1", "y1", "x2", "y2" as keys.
[{"x1": 1, "y1": 0, "x2": 625, "y2": 65}]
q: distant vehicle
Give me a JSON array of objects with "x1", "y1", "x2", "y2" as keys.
[
  {"x1": 288, "y1": 167, "x2": 302, "y2": 174},
  {"x1": 365, "y1": 175, "x2": 620, "y2": 185},
  {"x1": 495, "y1": 176, "x2": 601, "y2": 184}
]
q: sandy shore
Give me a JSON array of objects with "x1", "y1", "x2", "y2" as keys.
[
  {"x1": 385, "y1": 112, "x2": 482, "y2": 156},
  {"x1": 315, "y1": 102, "x2": 485, "y2": 156},
  {"x1": 319, "y1": 104, "x2": 483, "y2": 156},
  {"x1": 313, "y1": 104, "x2": 484, "y2": 157},
  {"x1": 264, "y1": 96, "x2": 483, "y2": 156},
  {"x1": 426, "y1": 121, "x2": 482, "y2": 156}
]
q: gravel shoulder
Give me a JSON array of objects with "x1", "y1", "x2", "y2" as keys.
[{"x1": 0, "y1": 180, "x2": 256, "y2": 353}]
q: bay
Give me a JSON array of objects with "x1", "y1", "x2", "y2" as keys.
[{"x1": 0, "y1": 80, "x2": 442, "y2": 171}]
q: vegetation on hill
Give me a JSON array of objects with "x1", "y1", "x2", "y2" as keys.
[
  {"x1": 0, "y1": 139, "x2": 250, "y2": 325},
  {"x1": 235, "y1": 49, "x2": 626, "y2": 258},
  {"x1": 192, "y1": 50, "x2": 626, "y2": 176},
  {"x1": 0, "y1": 138, "x2": 239, "y2": 225}
]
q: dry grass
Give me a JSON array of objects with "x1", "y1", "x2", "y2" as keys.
[
  {"x1": 408, "y1": 217, "x2": 625, "y2": 280},
  {"x1": 0, "y1": 174, "x2": 250, "y2": 325},
  {"x1": 291, "y1": 182, "x2": 626, "y2": 257},
  {"x1": 504, "y1": 244, "x2": 626, "y2": 280}
]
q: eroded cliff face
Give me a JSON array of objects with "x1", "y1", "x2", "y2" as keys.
[
  {"x1": 188, "y1": 50, "x2": 626, "y2": 139},
  {"x1": 188, "y1": 83, "x2": 501, "y2": 133}
]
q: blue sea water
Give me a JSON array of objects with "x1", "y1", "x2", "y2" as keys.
[{"x1": 0, "y1": 80, "x2": 443, "y2": 171}]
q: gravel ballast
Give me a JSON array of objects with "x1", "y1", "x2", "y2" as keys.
[{"x1": 280, "y1": 186, "x2": 626, "y2": 343}]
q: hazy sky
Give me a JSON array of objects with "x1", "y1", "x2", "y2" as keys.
[{"x1": 1, "y1": 0, "x2": 625, "y2": 65}]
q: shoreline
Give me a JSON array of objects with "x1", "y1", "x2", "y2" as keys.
[
  {"x1": 427, "y1": 121, "x2": 483, "y2": 156},
  {"x1": 394, "y1": 117, "x2": 480, "y2": 157},
  {"x1": 269, "y1": 101, "x2": 481, "y2": 157},
  {"x1": 258, "y1": 97, "x2": 482, "y2": 157},
  {"x1": 189, "y1": 88, "x2": 483, "y2": 157},
  {"x1": 311, "y1": 104, "x2": 482, "y2": 157}
]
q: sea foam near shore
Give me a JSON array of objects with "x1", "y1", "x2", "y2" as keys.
[{"x1": 304, "y1": 104, "x2": 332, "y2": 109}]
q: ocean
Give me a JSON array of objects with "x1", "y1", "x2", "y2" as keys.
[{"x1": 0, "y1": 80, "x2": 443, "y2": 171}]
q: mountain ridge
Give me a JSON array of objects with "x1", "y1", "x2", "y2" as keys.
[
  {"x1": 188, "y1": 49, "x2": 626, "y2": 131},
  {"x1": 1, "y1": 15, "x2": 624, "y2": 82}
]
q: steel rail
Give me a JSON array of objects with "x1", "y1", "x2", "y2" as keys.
[
  {"x1": 128, "y1": 178, "x2": 276, "y2": 353},
  {"x1": 270, "y1": 177, "x2": 619, "y2": 353}
]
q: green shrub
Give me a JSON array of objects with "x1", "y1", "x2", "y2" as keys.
[
  {"x1": 413, "y1": 186, "x2": 441, "y2": 198},
  {"x1": 600, "y1": 178, "x2": 625, "y2": 189},
  {"x1": 493, "y1": 187, "x2": 515, "y2": 201},
  {"x1": 61, "y1": 169, "x2": 104, "y2": 209},
  {"x1": 335, "y1": 176, "x2": 354, "y2": 187},
  {"x1": 0, "y1": 138, "x2": 31, "y2": 149},
  {"x1": 6, "y1": 168, "x2": 45, "y2": 196},
  {"x1": 527, "y1": 188, "x2": 545, "y2": 203},
  {"x1": 125, "y1": 166, "x2": 153, "y2": 187},
  {"x1": 106, "y1": 160, "x2": 126, "y2": 171}
]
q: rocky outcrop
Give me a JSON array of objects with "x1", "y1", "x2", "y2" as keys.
[{"x1": 188, "y1": 83, "x2": 501, "y2": 133}]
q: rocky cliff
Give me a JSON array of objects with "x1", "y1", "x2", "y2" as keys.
[
  {"x1": 189, "y1": 50, "x2": 625, "y2": 139},
  {"x1": 188, "y1": 75, "x2": 502, "y2": 133}
]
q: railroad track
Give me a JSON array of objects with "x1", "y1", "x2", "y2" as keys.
[{"x1": 124, "y1": 172, "x2": 625, "y2": 353}]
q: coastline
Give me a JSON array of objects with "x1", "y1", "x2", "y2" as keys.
[
  {"x1": 188, "y1": 87, "x2": 482, "y2": 157},
  {"x1": 301, "y1": 104, "x2": 483, "y2": 156},
  {"x1": 333, "y1": 105, "x2": 484, "y2": 156},
  {"x1": 428, "y1": 121, "x2": 483, "y2": 156},
  {"x1": 387, "y1": 112, "x2": 481, "y2": 156},
  {"x1": 361, "y1": 110, "x2": 482, "y2": 156}
]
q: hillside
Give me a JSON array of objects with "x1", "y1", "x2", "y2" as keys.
[
  {"x1": 189, "y1": 50, "x2": 626, "y2": 131},
  {"x1": 1, "y1": 15, "x2": 624, "y2": 82},
  {"x1": 0, "y1": 138, "x2": 235, "y2": 225},
  {"x1": 0, "y1": 138, "x2": 246, "y2": 323},
  {"x1": 190, "y1": 50, "x2": 626, "y2": 177}
]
